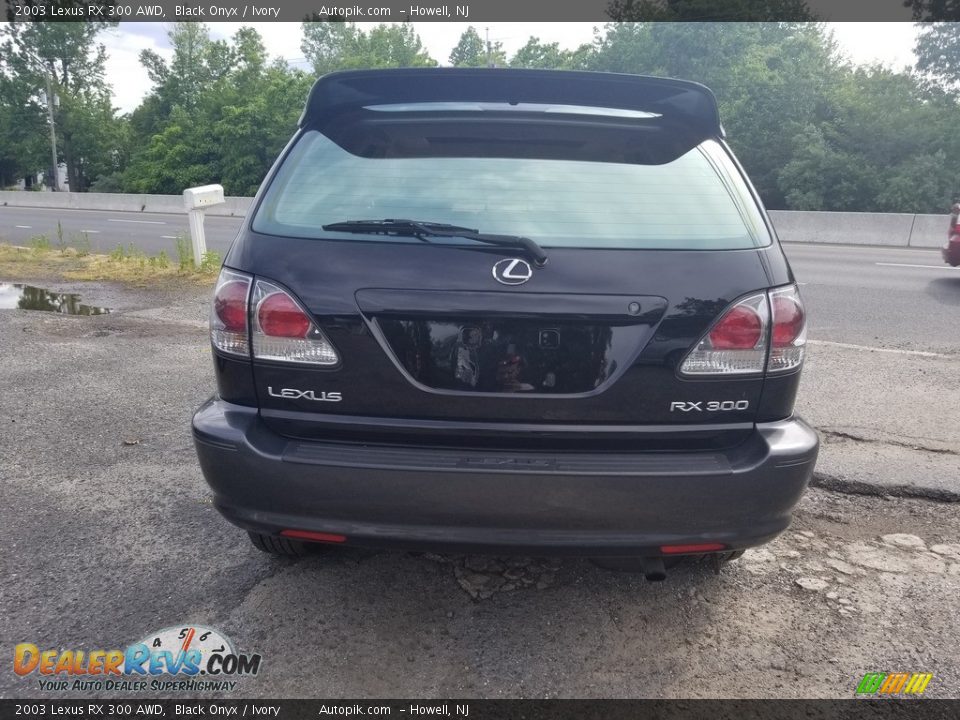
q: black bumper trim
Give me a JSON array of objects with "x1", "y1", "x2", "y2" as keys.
[{"x1": 192, "y1": 398, "x2": 819, "y2": 555}]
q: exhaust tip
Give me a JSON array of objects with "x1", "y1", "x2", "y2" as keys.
[{"x1": 643, "y1": 556, "x2": 667, "y2": 582}]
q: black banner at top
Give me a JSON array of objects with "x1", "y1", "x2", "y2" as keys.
[
  {"x1": 3, "y1": 0, "x2": 959, "y2": 22},
  {"x1": 0, "y1": 700, "x2": 959, "y2": 720}
]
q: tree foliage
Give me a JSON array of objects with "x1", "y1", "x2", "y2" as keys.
[
  {"x1": 449, "y1": 26, "x2": 507, "y2": 67},
  {"x1": 509, "y1": 37, "x2": 594, "y2": 69},
  {"x1": 301, "y1": 21, "x2": 436, "y2": 74},
  {"x1": 121, "y1": 24, "x2": 312, "y2": 196},
  {"x1": 0, "y1": 20, "x2": 122, "y2": 190},
  {"x1": 915, "y1": 22, "x2": 960, "y2": 88}
]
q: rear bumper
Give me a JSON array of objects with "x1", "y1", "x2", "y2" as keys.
[{"x1": 192, "y1": 398, "x2": 819, "y2": 555}]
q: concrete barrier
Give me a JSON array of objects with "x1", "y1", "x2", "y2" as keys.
[
  {"x1": 0, "y1": 190, "x2": 252, "y2": 217},
  {"x1": 1, "y1": 190, "x2": 950, "y2": 248},
  {"x1": 906, "y1": 214, "x2": 949, "y2": 249},
  {"x1": 767, "y1": 210, "x2": 918, "y2": 247}
]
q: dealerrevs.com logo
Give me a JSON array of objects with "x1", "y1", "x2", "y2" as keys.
[{"x1": 14, "y1": 625, "x2": 261, "y2": 693}]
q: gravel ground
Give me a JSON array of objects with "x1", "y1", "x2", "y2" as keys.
[{"x1": 1, "y1": 280, "x2": 958, "y2": 699}]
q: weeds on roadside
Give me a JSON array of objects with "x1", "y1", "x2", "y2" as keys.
[
  {"x1": 200, "y1": 251, "x2": 222, "y2": 273},
  {"x1": 73, "y1": 232, "x2": 91, "y2": 257},
  {"x1": 171, "y1": 233, "x2": 220, "y2": 273},
  {"x1": 174, "y1": 233, "x2": 192, "y2": 271},
  {"x1": 29, "y1": 235, "x2": 51, "y2": 255},
  {"x1": 1, "y1": 234, "x2": 217, "y2": 286},
  {"x1": 56, "y1": 221, "x2": 67, "y2": 254}
]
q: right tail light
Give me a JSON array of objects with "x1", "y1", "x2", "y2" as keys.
[{"x1": 679, "y1": 285, "x2": 806, "y2": 376}]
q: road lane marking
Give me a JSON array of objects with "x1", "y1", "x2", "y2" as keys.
[
  {"x1": 808, "y1": 340, "x2": 950, "y2": 358},
  {"x1": 107, "y1": 218, "x2": 166, "y2": 225},
  {"x1": 161, "y1": 235, "x2": 177, "y2": 239},
  {"x1": 15, "y1": 225, "x2": 31, "y2": 228},
  {"x1": 875, "y1": 262, "x2": 959, "y2": 271},
  {"x1": 81, "y1": 230, "x2": 100, "y2": 234}
]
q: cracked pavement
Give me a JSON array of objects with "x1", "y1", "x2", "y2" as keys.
[{"x1": 1, "y1": 277, "x2": 958, "y2": 699}]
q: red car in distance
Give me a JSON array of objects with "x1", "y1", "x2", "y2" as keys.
[{"x1": 944, "y1": 202, "x2": 960, "y2": 266}]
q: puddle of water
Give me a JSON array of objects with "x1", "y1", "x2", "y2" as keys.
[{"x1": 0, "y1": 283, "x2": 111, "y2": 315}]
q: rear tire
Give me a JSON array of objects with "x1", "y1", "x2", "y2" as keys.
[{"x1": 247, "y1": 531, "x2": 310, "y2": 558}]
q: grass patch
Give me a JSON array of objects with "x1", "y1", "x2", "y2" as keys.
[{"x1": 0, "y1": 236, "x2": 220, "y2": 287}]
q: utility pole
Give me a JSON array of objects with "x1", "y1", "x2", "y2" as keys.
[
  {"x1": 44, "y1": 66, "x2": 59, "y2": 192},
  {"x1": 485, "y1": 27, "x2": 492, "y2": 68}
]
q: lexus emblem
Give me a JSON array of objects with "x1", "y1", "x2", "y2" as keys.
[{"x1": 492, "y1": 258, "x2": 533, "y2": 285}]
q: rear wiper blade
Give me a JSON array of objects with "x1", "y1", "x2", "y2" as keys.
[{"x1": 321, "y1": 219, "x2": 548, "y2": 267}]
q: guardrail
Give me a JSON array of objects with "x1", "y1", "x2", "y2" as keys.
[
  {"x1": 767, "y1": 210, "x2": 943, "y2": 250},
  {"x1": 0, "y1": 191, "x2": 948, "y2": 249},
  {"x1": 0, "y1": 190, "x2": 250, "y2": 217}
]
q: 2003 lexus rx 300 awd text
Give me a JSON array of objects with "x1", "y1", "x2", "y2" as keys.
[{"x1": 192, "y1": 68, "x2": 819, "y2": 580}]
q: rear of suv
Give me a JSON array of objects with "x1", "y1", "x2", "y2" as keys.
[{"x1": 192, "y1": 68, "x2": 818, "y2": 578}]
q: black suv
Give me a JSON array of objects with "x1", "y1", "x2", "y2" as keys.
[{"x1": 193, "y1": 69, "x2": 818, "y2": 579}]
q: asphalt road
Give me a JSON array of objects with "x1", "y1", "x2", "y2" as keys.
[
  {"x1": 3, "y1": 205, "x2": 959, "y2": 354},
  {"x1": 1, "y1": 284, "x2": 958, "y2": 699},
  {"x1": 1, "y1": 205, "x2": 244, "y2": 256},
  {"x1": 785, "y1": 243, "x2": 960, "y2": 355}
]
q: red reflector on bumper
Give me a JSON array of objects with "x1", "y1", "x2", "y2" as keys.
[
  {"x1": 281, "y1": 530, "x2": 347, "y2": 544},
  {"x1": 660, "y1": 543, "x2": 726, "y2": 554}
]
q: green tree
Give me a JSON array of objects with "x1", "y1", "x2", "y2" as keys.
[
  {"x1": 0, "y1": 71, "x2": 47, "y2": 187},
  {"x1": 300, "y1": 22, "x2": 363, "y2": 75},
  {"x1": 779, "y1": 66, "x2": 960, "y2": 213},
  {"x1": 588, "y1": 23, "x2": 839, "y2": 208},
  {"x1": 300, "y1": 22, "x2": 436, "y2": 74},
  {"x1": 122, "y1": 25, "x2": 313, "y2": 196},
  {"x1": 509, "y1": 37, "x2": 594, "y2": 69},
  {"x1": 915, "y1": 22, "x2": 960, "y2": 88},
  {"x1": 0, "y1": 20, "x2": 121, "y2": 191},
  {"x1": 449, "y1": 26, "x2": 507, "y2": 67}
]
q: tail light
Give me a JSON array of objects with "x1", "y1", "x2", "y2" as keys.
[
  {"x1": 768, "y1": 285, "x2": 806, "y2": 372},
  {"x1": 210, "y1": 269, "x2": 252, "y2": 356},
  {"x1": 679, "y1": 285, "x2": 806, "y2": 376},
  {"x1": 679, "y1": 293, "x2": 768, "y2": 375},
  {"x1": 251, "y1": 279, "x2": 339, "y2": 365},
  {"x1": 660, "y1": 543, "x2": 727, "y2": 554}
]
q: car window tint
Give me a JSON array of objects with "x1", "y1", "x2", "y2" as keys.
[{"x1": 253, "y1": 131, "x2": 770, "y2": 250}]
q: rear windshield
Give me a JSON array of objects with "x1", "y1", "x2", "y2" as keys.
[{"x1": 252, "y1": 131, "x2": 770, "y2": 250}]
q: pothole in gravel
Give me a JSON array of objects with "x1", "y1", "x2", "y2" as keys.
[
  {"x1": 0, "y1": 282, "x2": 111, "y2": 315},
  {"x1": 420, "y1": 554, "x2": 564, "y2": 599}
]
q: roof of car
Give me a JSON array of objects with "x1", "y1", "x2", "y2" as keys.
[{"x1": 299, "y1": 68, "x2": 723, "y2": 139}]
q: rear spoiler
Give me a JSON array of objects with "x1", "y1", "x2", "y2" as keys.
[{"x1": 299, "y1": 68, "x2": 724, "y2": 139}]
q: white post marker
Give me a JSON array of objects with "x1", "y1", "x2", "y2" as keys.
[{"x1": 183, "y1": 184, "x2": 225, "y2": 267}]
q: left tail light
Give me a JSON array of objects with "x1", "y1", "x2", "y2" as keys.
[
  {"x1": 210, "y1": 269, "x2": 340, "y2": 366},
  {"x1": 210, "y1": 268, "x2": 252, "y2": 356}
]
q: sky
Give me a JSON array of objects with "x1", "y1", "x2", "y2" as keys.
[{"x1": 101, "y1": 22, "x2": 920, "y2": 114}]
